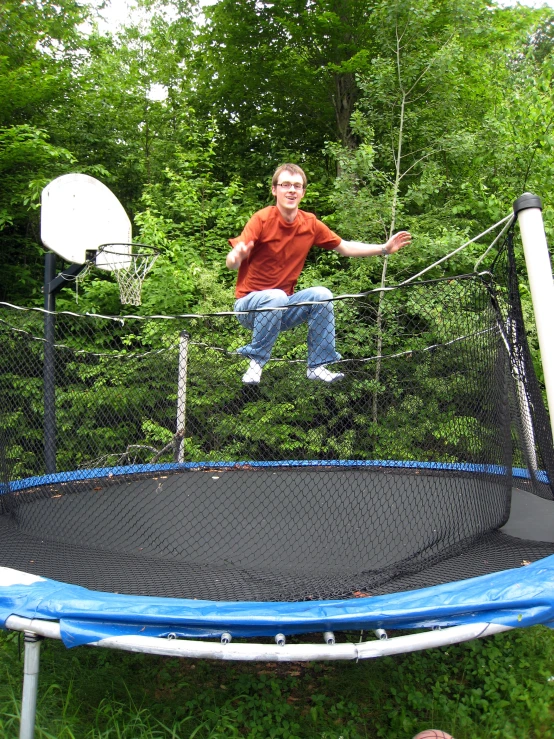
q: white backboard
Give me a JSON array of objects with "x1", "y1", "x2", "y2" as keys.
[{"x1": 41, "y1": 174, "x2": 132, "y2": 270}]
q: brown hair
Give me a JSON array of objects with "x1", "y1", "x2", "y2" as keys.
[{"x1": 272, "y1": 163, "x2": 307, "y2": 189}]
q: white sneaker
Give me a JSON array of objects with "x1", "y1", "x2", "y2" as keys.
[
  {"x1": 242, "y1": 359, "x2": 263, "y2": 384},
  {"x1": 307, "y1": 365, "x2": 345, "y2": 383}
]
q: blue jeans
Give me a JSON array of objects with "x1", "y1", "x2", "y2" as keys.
[{"x1": 234, "y1": 287, "x2": 341, "y2": 368}]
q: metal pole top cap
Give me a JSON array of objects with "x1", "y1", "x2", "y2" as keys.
[{"x1": 513, "y1": 192, "x2": 542, "y2": 215}]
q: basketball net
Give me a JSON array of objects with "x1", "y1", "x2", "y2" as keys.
[
  {"x1": 74, "y1": 262, "x2": 93, "y2": 304},
  {"x1": 97, "y1": 244, "x2": 159, "y2": 306}
]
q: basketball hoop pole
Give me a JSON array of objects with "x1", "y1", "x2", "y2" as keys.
[{"x1": 43, "y1": 253, "x2": 89, "y2": 474}]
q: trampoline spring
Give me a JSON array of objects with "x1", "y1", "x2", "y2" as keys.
[
  {"x1": 275, "y1": 633, "x2": 286, "y2": 646},
  {"x1": 373, "y1": 629, "x2": 388, "y2": 641},
  {"x1": 220, "y1": 632, "x2": 232, "y2": 645},
  {"x1": 323, "y1": 631, "x2": 335, "y2": 645}
]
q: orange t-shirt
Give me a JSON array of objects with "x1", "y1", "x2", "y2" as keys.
[{"x1": 229, "y1": 206, "x2": 341, "y2": 298}]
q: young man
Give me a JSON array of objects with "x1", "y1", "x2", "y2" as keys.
[{"x1": 227, "y1": 163, "x2": 411, "y2": 384}]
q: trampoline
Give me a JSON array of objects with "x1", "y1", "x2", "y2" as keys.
[{"x1": 2, "y1": 194, "x2": 554, "y2": 737}]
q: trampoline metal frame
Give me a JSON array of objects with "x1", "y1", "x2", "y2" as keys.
[
  {"x1": 3, "y1": 195, "x2": 554, "y2": 739},
  {"x1": 5, "y1": 612, "x2": 513, "y2": 739},
  {"x1": 4, "y1": 614, "x2": 512, "y2": 662}
]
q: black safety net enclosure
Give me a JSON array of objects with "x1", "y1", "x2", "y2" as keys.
[{"x1": 1, "y1": 228, "x2": 553, "y2": 602}]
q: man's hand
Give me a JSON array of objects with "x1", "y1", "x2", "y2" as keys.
[
  {"x1": 226, "y1": 240, "x2": 254, "y2": 270},
  {"x1": 384, "y1": 231, "x2": 411, "y2": 254}
]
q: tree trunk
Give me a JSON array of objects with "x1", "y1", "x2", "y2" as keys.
[
  {"x1": 372, "y1": 64, "x2": 406, "y2": 423},
  {"x1": 333, "y1": 72, "x2": 357, "y2": 148}
]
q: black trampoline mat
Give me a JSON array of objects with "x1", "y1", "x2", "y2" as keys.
[
  {"x1": 5, "y1": 468, "x2": 509, "y2": 571},
  {"x1": 2, "y1": 467, "x2": 551, "y2": 601},
  {"x1": 1, "y1": 514, "x2": 553, "y2": 601}
]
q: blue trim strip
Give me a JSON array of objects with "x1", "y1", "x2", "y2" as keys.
[{"x1": 3, "y1": 459, "x2": 547, "y2": 495}]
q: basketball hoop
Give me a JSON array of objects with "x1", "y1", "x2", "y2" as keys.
[{"x1": 96, "y1": 243, "x2": 160, "y2": 306}]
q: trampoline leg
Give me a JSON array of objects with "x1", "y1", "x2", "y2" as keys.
[{"x1": 19, "y1": 632, "x2": 43, "y2": 739}]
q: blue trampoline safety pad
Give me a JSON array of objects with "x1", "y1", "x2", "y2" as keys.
[{"x1": 2, "y1": 557, "x2": 554, "y2": 648}]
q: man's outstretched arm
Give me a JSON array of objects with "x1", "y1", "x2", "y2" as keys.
[
  {"x1": 226, "y1": 240, "x2": 255, "y2": 270},
  {"x1": 334, "y1": 231, "x2": 411, "y2": 258}
]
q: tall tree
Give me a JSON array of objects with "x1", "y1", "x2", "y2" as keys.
[
  {"x1": 52, "y1": 0, "x2": 198, "y2": 215},
  {"x1": 194, "y1": 0, "x2": 380, "y2": 182},
  {"x1": 303, "y1": 0, "x2": 553, "y2": 417},
  {"x1": 0, "y1": 0, "x2": 91, "y2": 301},
  {"x1": 325, "y1": 0, "x2": 552, "y2": 253}
]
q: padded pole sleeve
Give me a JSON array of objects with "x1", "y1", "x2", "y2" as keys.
[
  {"x1": 175, "y1": 331, "x2": 189, "y2": 463},
  {"x1": 514, "y1": 194, "x2": 554, "y2": 442}
]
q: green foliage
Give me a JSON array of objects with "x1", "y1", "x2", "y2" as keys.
[
  {"x1": 0, "y1": 124, "x2": 76, "y2": 301},
  {"x1": 376, "y1": 627, "x2": 554, "y2": 738},
  {"x1": 54, "y1": 3, "x2": 198, "y2": 214},
  {"x1": 194, "y1": 0, "x2": 342, "y2": 177},
  {"x1": 0, "y1": 0, "x2": 88, "y2": 128},
  {"x1": 1, "y1": 626, "x2": 553, "y2": 738},
  {"x1": 1, "y1": 0, "x2": 553, "y2": 312},
  {"x1": 323, "y1": 0, "x2": 554, "y2": 297},
  {"x1": 0, "y1": 0, "x2": 95, "y2": 302}
]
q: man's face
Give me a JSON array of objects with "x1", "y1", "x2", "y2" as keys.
[{"x1": 271, "y1": 172, "x2": 305, "y2": 214}]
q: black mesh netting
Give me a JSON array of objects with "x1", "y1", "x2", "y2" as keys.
[{"x1": 1, "y1": 231, "x2": 553, "y2": 601}]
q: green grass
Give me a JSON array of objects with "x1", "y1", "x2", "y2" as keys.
[{"x1": 1, "y1": 627, "x2": 553, "y2": 739}]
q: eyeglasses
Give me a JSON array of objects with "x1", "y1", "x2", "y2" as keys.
[{"x1": 276, "y1": 182, "x2": 305, "y2": 191}]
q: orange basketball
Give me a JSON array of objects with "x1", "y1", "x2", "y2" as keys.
[{"x1": 412, "y1": 732, "x2": 454, "y2": 739}]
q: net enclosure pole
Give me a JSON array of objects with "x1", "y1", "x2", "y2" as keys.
[
  {"x1": 514, "y1": 193, "x2": 554, "y2": 442},
  {"x1": 43, "y1": 253, "x2": 57, "y2": 474},
  {"x1": 175, "y1": 331, "x2": 189, "y2": 463},
  {"x1": 19, "y1": 633, "x2": 43, "y2": 739}
]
